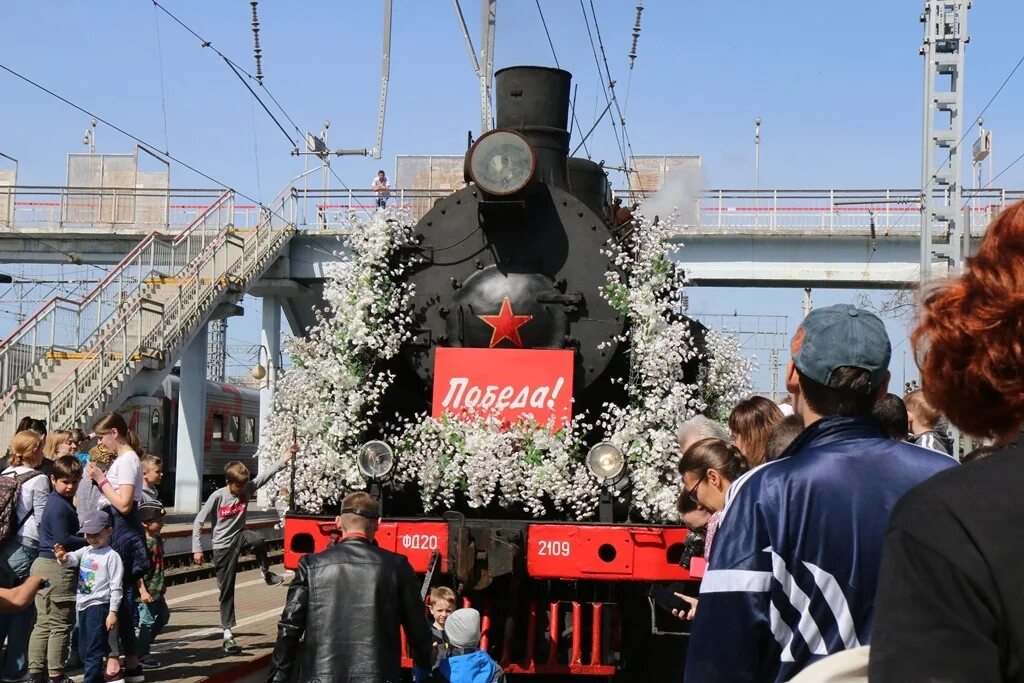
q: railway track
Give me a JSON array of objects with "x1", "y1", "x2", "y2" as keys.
[{"x1": 163, "y1": 539, "x2": 285, "y2": 586}]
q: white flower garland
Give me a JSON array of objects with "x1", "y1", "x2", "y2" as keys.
[{"x1": 258, "y1": 208, "x2": 753, "y2": 522}]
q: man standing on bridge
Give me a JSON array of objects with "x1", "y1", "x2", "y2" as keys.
[{"x1": 267, "y1": 491, "x2": 432, "y2": 682}]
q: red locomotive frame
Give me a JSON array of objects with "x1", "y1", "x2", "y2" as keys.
[{"x1": 284, "y1": 515, "x2": 696, "y2": 676}]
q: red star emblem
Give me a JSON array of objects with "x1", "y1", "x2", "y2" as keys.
[{"x1": 477, "y1": 296, "x2": 533, "y2": 348}]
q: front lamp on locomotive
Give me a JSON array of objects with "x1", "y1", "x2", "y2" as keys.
[{"x1": 284, "y1": 66, "x2": 700, "y2": 679}]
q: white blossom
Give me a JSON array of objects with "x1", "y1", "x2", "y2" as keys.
[{"x1": 257, "y1": 207, "x2": 754, "y2": 523}]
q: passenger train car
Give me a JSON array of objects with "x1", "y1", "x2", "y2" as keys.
[{"x1": 118, "y1": 373, "x2": 260, "y2": 504}]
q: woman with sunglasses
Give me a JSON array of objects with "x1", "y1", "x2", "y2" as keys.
[
  {"x1": 86, "y1": 412, "x2": 149, "y2": 683},
  {"x1": 678, "y1": 438, "x2": 750, "y2": 561}
]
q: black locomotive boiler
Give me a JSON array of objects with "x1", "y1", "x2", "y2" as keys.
[{"x1": 397, "y1": 66, "x2": 630, "y2": 420}]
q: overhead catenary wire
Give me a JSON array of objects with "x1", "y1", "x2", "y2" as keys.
[
  {"x1": 250, "y1": 97, "x2": 263, "y2": 201},
  {"x1": 0, "y1": 220, "x2": 105, "y2": 271},
  {"x1": 579, "y1": 0, "x2": 626, "y2": 168},
  {"x1": 535, "y1": 0, "x2": 560, "y2": 69},
  {"x1": 959, "y1": 148, "x2": 1024, "y2": 210},
  {"x1": 152, "y1": 3, "x2": 171, "y2": 153},
  {"x1": 587, "y1": 0, "x2": 645, "y2": 196},
  {"x1": 925, "y1": 49, "x2": 1024, "y2": 194},
  {"x1": 150, "y1": 0, "x2": 304, "y2": 150},
  {"x1": 571, "y1": 99, "x2": 614, "y2": 157},
  {"x1": 534, "y1": 1, "x2": 590, "y2": 159},
  {"x1": 851, "y1": 44, "x2": 1024, "y2": 301},
  {"x1": 0, "y1": 61, "x2": 295, "y2": 229},
  {"x1": 622, "y1": 2, "x2": 644, "y2": 116}
]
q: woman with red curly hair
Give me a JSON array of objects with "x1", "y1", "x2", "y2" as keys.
[{"x1": 870, "y1": 201, "x2": 1024, "y2": 681}]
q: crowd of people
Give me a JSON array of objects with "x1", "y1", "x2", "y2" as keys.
[
  {"x1": 0, "y1": 413, "x2": 295, "y2": 683},
  {"x1": 266, "y1": 201, "x2": 1024, "y2": 682},
  {"x1": 4, "y1": 209, "x2": 1022, "y2": 683}
]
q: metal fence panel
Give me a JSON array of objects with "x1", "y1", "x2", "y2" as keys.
[
  {"x1": 136, "y1": 171, "x2": 170, "y2": 229},
  {"x1": 66, "y1": 153, "x2": 139, "y2": 225},
  {"x1": 629, "y1": 155, "x2": 702, "y2": 226},
  {"x1": 396, "y1": 155, "x2": 464, "y2": 221},
  {"x1": 0, "y1": 169, "x2": 14, "y2": 227}
]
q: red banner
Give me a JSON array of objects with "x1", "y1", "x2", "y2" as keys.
[{"x1": 432, "y1": 348, "x2": 574, "y2": 429}]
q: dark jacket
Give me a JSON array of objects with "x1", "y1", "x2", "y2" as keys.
[
  {"x1": 686, "y1": 416, "x2": 957, "y2": 683},
  {"x1": 267, "y1": 535, "x2": 432, "y2": 683},
  {"x1": 871, "y1": 441, "x2": 1024, "y2": 681},
  {"x1": 911, "y1": 429, "x2": 954, "y2": 456},
  {"x1": 37, "y1": 491, "x2": 86, "y2": 560}
]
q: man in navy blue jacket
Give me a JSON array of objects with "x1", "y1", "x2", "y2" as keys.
[{"x1": 684, "y1": 304, "x2": 956, "y2": 683}]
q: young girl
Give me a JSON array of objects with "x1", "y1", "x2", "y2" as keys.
[
  {"x1": 87, "y1": 413, "x2": 149, "y2": 683},
  {"x1": 728, "y1": 396, "x2": 785, "y2": 467}
]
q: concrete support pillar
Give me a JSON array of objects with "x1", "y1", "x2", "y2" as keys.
[
  {"x1": 174, "y1": 324, "x2": 209, "y2": 513},
  {"x1": 257, "y1": 296, "x2": 281, "y2": 507}
]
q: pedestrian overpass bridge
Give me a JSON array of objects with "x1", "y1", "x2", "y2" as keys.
[
  {"x1": 3, "y1": 185, "x2": 1017, "y2": 288},
  {"x1": 0, "y1": 182, "x2": 1018, "y2": 510}
]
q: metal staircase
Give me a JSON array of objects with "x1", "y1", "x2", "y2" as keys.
[{"x1": 0, "y1": 186, "x2": 296, "y2": 443}]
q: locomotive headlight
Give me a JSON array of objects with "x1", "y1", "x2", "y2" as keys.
[
  {"x1": 357, "y1": 440, "x2": 395, "y2": 480},
  {"x1": 586, "y1": 442, "x2": 626, "y2": 485},
  {"x1": 467, "y1": 129, "x2": 537, "y2": 196}
]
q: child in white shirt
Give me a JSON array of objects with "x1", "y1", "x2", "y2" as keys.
[{"x1": 55, "y1": 511, "x2": 123, "y2": 683}]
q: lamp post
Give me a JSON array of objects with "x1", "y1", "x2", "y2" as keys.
[
  {"x1": 82, "y1": 119, "x2": 97, "y2": 154},
  {"x1": 754, "y1": 117, "x2": 761, "y2": 228},
  {"x1": 251, "y1": 344, "x2": 277, "y2": 387}
]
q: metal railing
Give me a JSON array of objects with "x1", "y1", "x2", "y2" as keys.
[
  {"x1": 286, "y1": 187, "x2": 451, "y2": 227},
  {"x1": 0, "y1": 185, "x2": 264, "y2": 232},
  {"x1": 615, "y1": 188, "x2": 1024, "y2": 235},
  {"x1": 0, "y1": 185, "x2": 451, "y2": 234},
  {"x1": 42, "y1": 187, "x2": 295, "y2": 434},
  {"x1": 0, "y1": 190, "x2": 234, "y2": 401},
  {"x1": 4, "y1": 185, "x2": 1023, "y2": 237}
]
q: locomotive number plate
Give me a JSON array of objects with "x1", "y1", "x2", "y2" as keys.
[
  {"x1": 376, "y1": 521, "x2": 449, "y2": 573},
  {"x1": 527, "y1": 524, "x2": 696, "y2": 582}
]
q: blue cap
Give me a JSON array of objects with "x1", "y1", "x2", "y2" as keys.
[
  {"x1": 79, "y1": 510, "x2": 111, "y2": 535},
  {"x1": 793, "y1": 304, "x2": 891, "y2": 392}
]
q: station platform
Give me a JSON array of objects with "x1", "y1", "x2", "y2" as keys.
[{"x1": 94, "y1": 564, "x2": 290, "y2": 683}]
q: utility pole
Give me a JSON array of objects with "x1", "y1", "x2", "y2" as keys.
[
  {"x1": 920, "y1": 0, "x2": 970, "y2": 459},
  {"x1": 919, "y1": 1, "x2": 970, "y2": 283},
  {"x1": 452, "y1": 0, "x2": 496, "y2": 134},
  {"x1": 480, "y1": 0, "x2": 497, "y2": 133}
]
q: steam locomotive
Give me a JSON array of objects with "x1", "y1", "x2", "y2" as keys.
[{"x1": 285, "y1": 66, "x2": 698, "y2": 679}]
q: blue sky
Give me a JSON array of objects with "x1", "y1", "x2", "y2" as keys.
[{"x1": 2, "y1": 1, "x2": 1023, "y2": 392}]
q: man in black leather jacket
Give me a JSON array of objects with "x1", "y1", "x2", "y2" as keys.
[{"x1": 267, "y1": 492, "x2": 432, "y2": 682}]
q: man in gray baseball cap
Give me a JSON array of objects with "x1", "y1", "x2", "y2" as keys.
[{"x1": 685, "y1": 304, "x2": 956, "y2": 683}]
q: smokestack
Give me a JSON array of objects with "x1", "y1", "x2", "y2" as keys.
[{"x1": 494, "y1": 66, "x2": 571, "y2": 191}]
